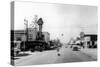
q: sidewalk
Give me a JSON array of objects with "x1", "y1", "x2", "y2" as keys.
[{"x1": 80, "y1": 48, "x2": 97, "y2": 60}]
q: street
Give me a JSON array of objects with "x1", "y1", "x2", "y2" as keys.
[{"x1": 14, "y1": 46, "x2": 97, "y2": 66}]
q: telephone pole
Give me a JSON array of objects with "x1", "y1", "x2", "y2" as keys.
[{"x1": 24, "y1": 18, "x2": 28, "y2": 41}]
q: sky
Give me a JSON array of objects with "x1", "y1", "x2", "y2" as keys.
[{"x1": 14, "y1": 1, "x2": 98, "y2": 43}]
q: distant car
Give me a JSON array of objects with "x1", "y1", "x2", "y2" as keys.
[{"x1": 72, "y1": 45, "x2": 81, "y2": 51}]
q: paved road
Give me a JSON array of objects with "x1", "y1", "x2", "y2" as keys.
[{"x1": 14, "y1": 47, "x2": 97, "y2": 66}]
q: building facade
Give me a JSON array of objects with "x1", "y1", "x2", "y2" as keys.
[
  {"x1": 12, "y1": 28, "x2": 50, "y2": 42},
  {"x1": 42, "y1": 32, "x2": 50, "y2": 43}
]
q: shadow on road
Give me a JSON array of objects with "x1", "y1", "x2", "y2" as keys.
[
  {"x1": 11, "y1": 57, "x2": 20, "y2": 60},
  {"x1": 16, "y1": 53, "x2": 31, "y2": 57},
  {"x1": 11, "y1": 53, "x2": 32, "y2": 60}
]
